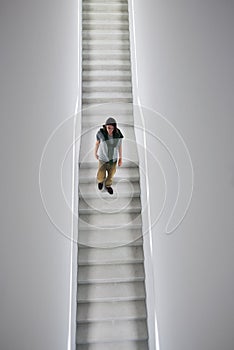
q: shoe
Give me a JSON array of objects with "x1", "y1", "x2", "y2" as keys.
[
  {"x1": 106, "y1": 186, "x2": 113, "y2": 195},
  {"x1": 98, "y1": 182, "x2": 103, "y2": 190}
]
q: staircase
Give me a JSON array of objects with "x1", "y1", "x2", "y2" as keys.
[{"x1": 76, "y1": 0, "x2": 149, "y2": 349}]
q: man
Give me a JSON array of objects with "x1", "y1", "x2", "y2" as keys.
[{"x1": 94, "y1": 117, "x2": 124, "y2": 195}]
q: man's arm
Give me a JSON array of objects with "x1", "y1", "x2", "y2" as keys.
[
  {"x1": 118, "y1": 143, "x2": 122, "y2": 166},
  {"x1": 95, "y1": 140, "x2": 100, "y2": 160}
]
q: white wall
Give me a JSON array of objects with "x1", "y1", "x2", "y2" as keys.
[
  {"x1": 1, "y1": 1, "x2": 234, "y2": 350},
  {"x1": 0, "y1": 1, "x2": 78, "y2": 349},
  {"x1": 133, "y1": 1, "x2": 234, "y2": 350}
]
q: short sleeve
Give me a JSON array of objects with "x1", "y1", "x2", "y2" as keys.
[{"x1": 96, "y1": 131, "x2": 101, "y2": 141}]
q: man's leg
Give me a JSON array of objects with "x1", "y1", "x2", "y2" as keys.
[
  {"x1": 97, "y1": 161, "x2": 106, "y2": 187},
  {"x1": 105, "y1": 161, "x2": 117, "y2": 187}
]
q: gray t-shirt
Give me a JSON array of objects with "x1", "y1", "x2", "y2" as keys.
[{"x1": 96, "y1": 130, "x2": 122, "y2": 162}]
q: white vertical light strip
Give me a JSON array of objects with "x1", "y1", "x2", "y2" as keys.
[
  {"x1": 128, "y1": 1, "x2": 160, "y2": 349},
  {"x1": 67, "y1": 0, "x2": 82, "y2": 349}
]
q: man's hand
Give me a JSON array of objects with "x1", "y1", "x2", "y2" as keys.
[
  {"x1": 95, "y1": 153, "x2": 99, "y2": 160},
  {"x1": 118, "y1": 158, "x2": 122, "y2": 166}
]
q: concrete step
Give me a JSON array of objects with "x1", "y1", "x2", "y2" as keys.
[
  {"x1": 83, "y1": 0, "x2": 127, "y2": 3},
  {"x1": 78, "y1": 227, "x2": 143, "y2": 248},
  {"x1": 82, "y1": 30, "x2": 129, "y2": 41},
  {"x1": 76, "y1": 340, "x2": 148, "y2": 350},
  {"x1": 82, "y1": 60, "x2": 131, "y2": 71},
  {"x1": 78, "y1": 246, "x2": 143, "y2": 265},
  {"x1": 78, "y1": 263, "x2": 145, "y2": 284},
  {"x1": 79, "y1": 211, "x2": 142, "y2": 228},
  {"x1": 82, "y1": 20, "x2": 129, "y2": 31},
  {"x1": 82, "y1": 92, "x2": 132, "y2": 104},
  {"x1": 82, "y1": 39, "x2": 129, "y2": 50},
  {"x1": 83, "y1": 12, "x2": 129, "y2": 21},
  {"x1": 82, "y1": 3, "x2": 128, "y2": 12},
  {"x1": 81, "y1": 101, "x2": 133, "y2": 115},
  {"x1": 82, "y1": 91, "x2": 132, "y2": 99},
  {"x1": 82, "y1": 81, "x2": 132, "y2": 93},
  {"x1": 82, "y1": 70, "x2": 131, "y2": 81},
  {"x1": 78, "y1": 281, "x2": 145, "y2": 304},
  {"x1": 82, "y1": 97, "x2": 133, "y2": 105},
  {"x1": 76, "y1": 319, "x2": 148, "y2": 344},
  {"x1": 79, "y1": 181, "x2": 140, "y2": 198},
  {"x1": 79, "y1": 196, "x2": 141, "y2": 215},
  {"x1": 77, "y1": 299, "x2": 146, "y2": 319},
  {"x1": 82, "y1": 49, "x2": 130, "y2": 60}
]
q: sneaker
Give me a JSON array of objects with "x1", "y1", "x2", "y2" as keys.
[
  {"x1": 106, "y1": 186, "x2": 113, "y2": 195},
  {"x1": 98, "y1": 182, "x2": 103, "y2": 190}
]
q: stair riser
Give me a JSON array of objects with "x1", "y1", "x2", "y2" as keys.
[
  {"x1": 83, "y1": 13, "x2": 129, "y2": 21},
  {"x1": 78, "y1": 237, "x2": 143, "y2": 249},
  {"x1": 83, "y1": 64, "x2": 131, "y2": 71},
  {"x1": 82, "y1": 92, "x2": 132, "y2": 98},
  {"x1": 83, "y1": 23, "x2": 129, "y2": 30},
  {"x1": 83, "y1": 4, "x2": 128, "y2": 12},
  {"x1": 82, "y1": 51, "x2": 130, "y2": 60},
  {"x1": 82, "y1": 98, "x2": 133, "y2": 105},
  {"x1": 83, "y1": 43, "x2": 130, "y2": 50},
  {"x1": 82, "y1": 75, "x2": 131, "y2": 82},
  {"x1": 83, "y1": 32, "x2": 129, "y2": 40},
  {"x1": 83, "y1": 86, "x2": 132, "y2": 93}
]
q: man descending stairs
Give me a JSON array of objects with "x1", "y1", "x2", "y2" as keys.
[{"x1": 76, "y1": 1, "x2": 149, "y2": 349}]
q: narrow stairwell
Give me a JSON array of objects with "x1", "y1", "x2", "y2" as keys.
[{"x1": 76, "y1": 1, "x2": 149, "y2": 349}]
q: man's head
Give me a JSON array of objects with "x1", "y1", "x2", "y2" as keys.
[{"x1": 105, "y1": 117, "x2": 117, "y2": 136}]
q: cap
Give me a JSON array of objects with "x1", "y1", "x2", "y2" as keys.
[{"x1": 105, "y1": 117, "x2": 117, "y2": 126}]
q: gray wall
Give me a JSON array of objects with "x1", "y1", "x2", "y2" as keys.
[
  {"x1": 0, "y1": 1, "x2": 78, "y2": 349},
  {"x1": 133, "y1": 1, "x2": 234, "y2": 350}
]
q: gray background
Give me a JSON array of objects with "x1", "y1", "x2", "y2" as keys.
[{"x1": 0, "y1": 1, "x2": 234, "y2": 350}]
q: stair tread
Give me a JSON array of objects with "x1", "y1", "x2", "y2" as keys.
[
  {"x1": 78, "y1": 263, "x2": 145, "y2": 284},
  {"x1": 82, "y1": 91, "x2": 132, "y2": 97},
  {"x1": 77, "y1": 281, "x2": 146, "y2": 303},
  {"x1": 82, "y1": 70, "x2": 131, "y2": 76},
  {"x1": 79, "y1": 197, "x2": 141, "y2": 214},
  {"x1": 83, "y1": 81, "x2": 132, "y2": 87},
  {"x1": 76, "y1": 319, "x2": 148, "y2": 344},
  {"x1": 83, "y1": 0, "x2": 128, "y2": 2},
  {"x1": 78, "y1": 245, "x2": 143, "y2": 262},
  {"x1": 83, "y1": 29, "x2": 129, "y2": 34},
  {"x1": 76, "y1": 340, "x2": 148, "y2": 350},
  {"x1": 79, "y1": 182, "x2": 140, "y2": 198},
  {"x1": 82, "y1": 49, "x2": 130, "y2": 56},
  {"x1": 83, "y1": 61, "x2": 130, "y2": 68},
  {"x1": 77, "y1": 296, "x2": 146, "y2": 303}
]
